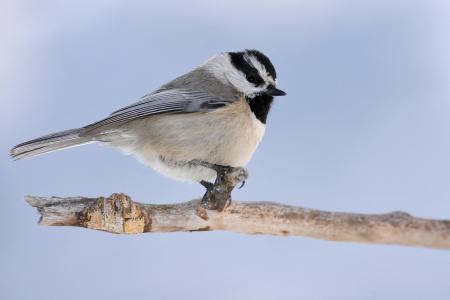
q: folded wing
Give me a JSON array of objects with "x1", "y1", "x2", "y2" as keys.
[{"x1": 83, "y1": 88, "x2": 234, "y2": 133}]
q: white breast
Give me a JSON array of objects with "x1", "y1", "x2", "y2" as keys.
[{"x1": 108, "y1": 98, "x2": 266, "y2": 182}]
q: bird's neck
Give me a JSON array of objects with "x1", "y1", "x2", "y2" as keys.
[{"x1": 246, "y1": 95, "x2": 274, "y2": 124}]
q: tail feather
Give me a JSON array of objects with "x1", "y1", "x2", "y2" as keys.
[{"x1": 10, "y1": 128, "x2": 94, "y2": 160}]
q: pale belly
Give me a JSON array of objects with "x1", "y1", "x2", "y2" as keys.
[{"x1": 108, "y1": 100, "x2": 266, "y2": 182}]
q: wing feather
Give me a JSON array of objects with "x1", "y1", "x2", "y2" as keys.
[{"x1": 83, "y1": 88, "x2": 235, "y2": 132}]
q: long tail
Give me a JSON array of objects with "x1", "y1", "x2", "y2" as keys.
[{"x1": 10, "y1": 128, "x2": 94, "y2": 160}]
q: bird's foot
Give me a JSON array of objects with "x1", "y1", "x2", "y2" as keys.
[
  {"x1": 192, "y1": 160, "x2": 248, "y2": 212},
  {"x1": 200, "y1": 180, "x2": 213, "y2": 189}
]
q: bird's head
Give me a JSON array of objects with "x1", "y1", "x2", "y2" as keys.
[{"x1": 203, "y1": 49, "x2": 286, "y2": 99}]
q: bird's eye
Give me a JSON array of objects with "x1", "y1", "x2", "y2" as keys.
[{"x1": 246, "y1": 74, "x2": 262, "y2": 85}]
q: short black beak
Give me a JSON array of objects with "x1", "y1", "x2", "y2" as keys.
[{"x1": 265, "y1": 86, "x2": 287, "y2": 96}]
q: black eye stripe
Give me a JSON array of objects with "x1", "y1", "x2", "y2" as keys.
[
  {"x1": 229, "y1": 52, "x2": 266, "y2": 86},
  {"x1": 229, "y1": 50, "x2": 278, "y2": 87},
  {"x1": 229, "y1": 52, "x2": 258, "y2": 76},
  {"x1": 245, "y1": 49, "x2": 277, "y2": 80},
  {"x1": 246, "y1": 73, "x2": 264, "y2": 86}
]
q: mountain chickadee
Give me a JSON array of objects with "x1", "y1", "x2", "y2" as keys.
[{"x1": 11, "y1": 49, "x2": 286, "y2": 188}]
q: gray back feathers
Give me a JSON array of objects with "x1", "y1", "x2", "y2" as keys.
[
  {"x1": 83, "y1": 67, "x2": 241, "y2": 133},
  {"x1": 10, "y1": 65, "x2": 242, "y2": 160}
]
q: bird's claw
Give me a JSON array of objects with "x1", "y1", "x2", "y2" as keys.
[
  {"x1": 191, "y1": 160, "x2": 247, "y2": 211},
  {"x1": 200, "y1": 180, "x2": 213, "y2": 189},
  {"x1": 238, "y1": 180, "x2": 246, "y2": 189}
]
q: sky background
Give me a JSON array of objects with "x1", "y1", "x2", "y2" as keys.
[{"x1": 1, "y1": 0, "x2": 450, "y2": 299}]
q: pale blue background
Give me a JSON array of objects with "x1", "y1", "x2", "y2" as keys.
[{"x1": 1, "y1": 1, "x2": 450, "y2": 299}]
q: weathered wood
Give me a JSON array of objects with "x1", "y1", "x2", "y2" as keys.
[
  {"x1": 23, "y1": 165, "x2": 450, "y2": 249},
  {"x1": 26, "y1": 193, "x2": 450, "y2": 250}
]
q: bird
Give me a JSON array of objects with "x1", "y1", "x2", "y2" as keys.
[{"x1": 10, "y1": 49, "x2": 286, "y2": 188}]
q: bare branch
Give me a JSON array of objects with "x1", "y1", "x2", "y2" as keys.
[
  {"x1": 23, "y1": 166, "x2": 450, "y2": 249},
  {"x1": 26, "y1": 193, "x2": 450, "y2": 250}
]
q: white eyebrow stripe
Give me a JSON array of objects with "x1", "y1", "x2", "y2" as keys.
[{"x1": 244, "y1": 54, "x2": 275, "y2": 85}]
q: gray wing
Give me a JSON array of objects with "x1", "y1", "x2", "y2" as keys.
[{"x1": 83, "y1": 88, "x2": 235, "y2": 132}]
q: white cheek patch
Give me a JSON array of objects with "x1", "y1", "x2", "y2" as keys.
[
  {"x1": 227, "y1": 70, "x2": 263, "y2": 95},
  {"x1": 202, "y1": 52, "x2": 276, "y2": 95},
  {"x1": 202, "y1": 54, "x2": 259, "y2": 95}
]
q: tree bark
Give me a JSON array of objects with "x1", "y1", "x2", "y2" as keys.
[{"x1": 26, "y1": 193, "x2": 450, "y2": 250}]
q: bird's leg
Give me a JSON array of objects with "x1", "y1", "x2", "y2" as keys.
[
  {"x1": 191, "y1": 160, "x2": 248, "y2": 212},
  {"x1": 196, "y1": 161, "x2": 233, "y2": 211}
]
